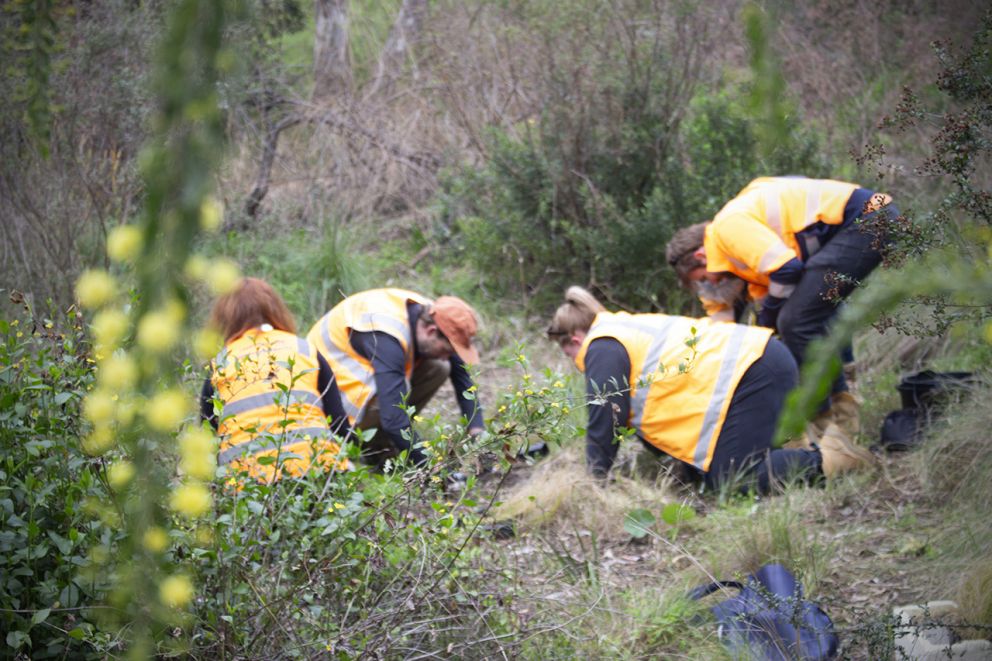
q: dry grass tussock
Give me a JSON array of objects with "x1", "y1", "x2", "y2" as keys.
[
  {"x1": 915, "y1": 377, "x2": 992, "y2": 629},
  {"x1": 493, "y1": 444, "x2": 676, "y2": 539}
]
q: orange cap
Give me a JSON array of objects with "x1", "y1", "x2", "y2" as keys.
[{"x1": 432, "y1": 296, "x2": 480, "y2": 364}]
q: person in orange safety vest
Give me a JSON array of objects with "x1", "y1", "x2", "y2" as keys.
[
  {"x1": 665, "y1": 176, "x2": 898, "y2": 414},
  {"x1": 307, "y1": 289, "x2": 484, "y2": 467},
  {"x1": 547, "y1": 286, "x2": 874, "y2": 492},
  {"x1": 200, "y1": 277, "x2": 351, "y2": 483}
]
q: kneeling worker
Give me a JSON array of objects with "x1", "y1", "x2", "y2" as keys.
[
  {"x1": 547, "y1": 286, "x2": 874, "y2": 493},
  {"x1": 202, "y1": 277, "x2": 352, "y2": 482},
  {"x1": 308, "y1": 289, "x2": 484, "y2": 467},
  {"x1": 665, "y1": 176, "x2": 898, "y2": 431}
]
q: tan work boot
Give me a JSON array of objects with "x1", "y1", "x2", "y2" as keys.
[
  {"x1": 830, "y1": 391, "x2": 861, "y2": 438},
  {"x1": 818, "y1": 423, "x2": 877, "y2": 478},
  {"x1": 782, "y1": 430, "x2": 814, "y2": 450}
]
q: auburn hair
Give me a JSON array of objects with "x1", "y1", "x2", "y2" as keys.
[
  {"x1": 209, "y1": 277, "x2": 297, "y2": 342},
  {"x1": 547, "y1": 286, "x2": 606, "y2": 339}
]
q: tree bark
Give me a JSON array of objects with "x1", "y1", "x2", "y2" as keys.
[
  {"x1": 242, "y1": 113, "x2": 303, "y2": 220},
  {"x1": 313, "y1": 0, "x2": 351, "y2": 100},
  {"x1": 373, "y1": 0, "x2": 428, "y2": 94}
]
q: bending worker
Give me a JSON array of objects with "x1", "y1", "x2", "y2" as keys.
[
  {"x1": 547, "y1": 286, "x2": 873, "y2": 493},
  {"x1": 665, "y1": 176, "x2": 897, "y2": 422},
  {"x1": 308, "y1": 288, "x2": 484, "y2": 467},
  {"x1": 201, "y1": 277, "x2": 351, "y2": 482}
]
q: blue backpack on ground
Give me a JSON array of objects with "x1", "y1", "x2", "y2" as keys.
[{"x1": 689, "y1": 563, "x2": 839, "y2": 660}]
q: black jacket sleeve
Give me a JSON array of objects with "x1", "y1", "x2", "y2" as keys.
[
  {"x1": 200, "y1": 377, "x2": 219, "y2": 431},
  {"x1": 583, "y1": 338, "x2": 632, "y2": 478},
  {"x1": 316, "y1": 352, "x2": 352, "y2": 437},
  {"x1": 350, "y1": 330, "x2": 424, "y2": 461},
  {"x1": 448, "y1": 354, "x2": 485, "y2": 430}
]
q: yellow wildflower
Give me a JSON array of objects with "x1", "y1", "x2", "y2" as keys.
[
  {"x1": 498, "y1": 405, "x2": 507, "y2": 413},
  {"x1": 550, "y1": 402, "x2": 560, "y2": 408},
  {"x1": 199, "y1": 196, "x2": 224, "y2": 232},
  {"x1": 184, "y1": 254, "x2": 209, "y2": 281},
  {"x1": 75, "y1": 270, "x2": 116, "y2": 309},
  {"x1": 553, "y1": 380, "x2": 564, "y2": 388},
  {"x1": 98, "y1": 353, "x2": 137, "y2": 390},
  {"x1": 170, "y1": 482, "x2": 213, "y2": 518},
  {"x1": 106, "y1": 224, "x2": 142, "y2": 262},
  {"x1": 81, "y1": 426, "x2": 114, "y2": 455},
  {"x1": 206, "y1": 259, "x2": 242, "y2": 296},
  {"x1": 143, "y1": 527, "x2": 169, "y2": 553},
  {"x1": 164, "y1": 298, "x2": 186, "y2": 324},
  {"x1": 333, "y1": 502, "x2": 346, "y2": 510},
  {"x1": 114, "y1": 397, "x2": 138, "y2": 425},
  {"x1": 91, "y1": 309, "x2": 129, "y2": 350},
  {"x1": 83, "y1": 390, "x2": 115, "y2": 424},
  {"x1": 136, "y1": 308, "x2": 180, "y2": 353},
  {"x1": 178, "y1": 427, "x2": 217, "y2": 480},
  {"x1": 193, "y1": 328, "x2": 222, "y2": 361},
  {"x1": 159, "y1": 573, "x2": 194, "y2": 608},
  {"x1": 146, "y1": 389, "x2": 189, "y2": 432},
  {"x1": 107, "y1": 461, "x2": 134, "y2": 489}
]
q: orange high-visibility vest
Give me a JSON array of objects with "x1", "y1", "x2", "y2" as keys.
[
  {"x1": 705, "y1": 177, "x2": 860, "y2": 302},
  {"x1": 307, "y1": 289, "x2": 432, "y2": 425},
  {"x1": 211, "y1": 328, "x2": 347, "y2": 482},
  {"x1": 575, "y1": 312, "x2": 771, "y2": 471}
]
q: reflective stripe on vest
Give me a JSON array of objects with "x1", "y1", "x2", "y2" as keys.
[
  {"x1": 693, "y1": 323, "x2": 748, "y2": 468},
  {"x1": 218, "y1": 426, "x2": 331, "y2": 465}
]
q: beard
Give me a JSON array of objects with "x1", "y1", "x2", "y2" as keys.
[{"x1": 694, "y1": 276, "x2": 747, "y2": 307}]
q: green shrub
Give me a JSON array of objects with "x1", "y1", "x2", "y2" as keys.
[
  {"x1": 441, "y1": 89, "x2": 826, "y2": 312},
  {"x1": 0, "y1": 295, "x2": 119, "y2": 657}
]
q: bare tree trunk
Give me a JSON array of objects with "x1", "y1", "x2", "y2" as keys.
[
  {"x1": 313, "y1": 0, "x2": 351, "y2": 100},
  {"x1": 242, "y1": 112, "x2": 303, "y2": 220},
  {"x1": 372, "y1": 0, "x2": 428, "y2": 95}
]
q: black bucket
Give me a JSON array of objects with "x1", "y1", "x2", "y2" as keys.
[{"x1": 896, "y1": 370, "x2": 976, "y2": 412}]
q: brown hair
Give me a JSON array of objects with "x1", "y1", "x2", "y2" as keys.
[
  {"x1": 665, "y1": 221, "x2": 709, "y2": 285},
  {"x1": 547, "y1": 286, "x2": 606, "y2": 339},
  {"x1": 209, "y1": 277, "x2": 297, "y2": 342}
]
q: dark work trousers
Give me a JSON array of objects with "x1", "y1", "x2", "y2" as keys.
[
  {"x1": 359, "y1": 358, "x2": 450, "y2": 462},
  {"x1": 704, "y1": 338, "x2": 821, "y2": 494},
  {"x1": 776, "y1": 206, "x2": 897, "y2": 395}
]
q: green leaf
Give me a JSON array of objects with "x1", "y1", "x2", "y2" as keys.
[
  {"x1": 6, "y1": 630, "x2": 30, "y2": 650},
  {"x1": 623, "y1": 508, "x2": 656, "y2": 539},
  {"x1": 53, "y1": 391, "x2": 73, "y2": 405},
  {"x1": 31, "y1": 608, "x2": 50, "y2": 626},
  {"x1": 661, "y1": 502, "x2": 696, "y2": 526}
]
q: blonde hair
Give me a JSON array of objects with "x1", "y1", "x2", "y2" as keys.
[
  {"x1": 209, "y1": 277, "x2": 297, "y2": 342},
  {"x1": 547, "y1": 286, "x2": 606, "y2": 339}
]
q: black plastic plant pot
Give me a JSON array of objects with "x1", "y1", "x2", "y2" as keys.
[
  {"x1": 896, "y1": 370, "x2": 975, "y2": 412},
  {"x1": 880, "y1": 408, "x2": 923, "y2": 452}
]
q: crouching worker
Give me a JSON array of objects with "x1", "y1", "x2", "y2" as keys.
[
  {"x1": 665, "y1": 177, "x2": 899, "y2": 436},
  {"x1": 308, "y1": 289, "x2": 484, "y2": 468},
  {"x1": 201, "y1": 278, "x2": 352, "y2": 483},
  {"x1": 547, "y1": 286, "x2": 874, "y2": 494}
]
